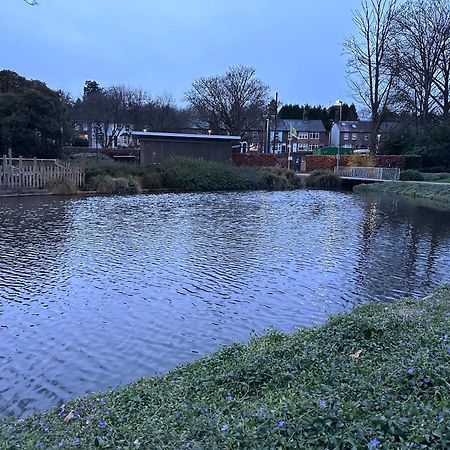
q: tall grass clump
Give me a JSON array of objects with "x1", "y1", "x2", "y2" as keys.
[
  {"x1": 305, "y1": 170, "x2": 342, "y2": 190},
  {"x1": 89, "y1": 174, "x2": 142, "y2": 195},
  {"x1": 46, "y1": 178, "x2": 78, "y2": 195}
]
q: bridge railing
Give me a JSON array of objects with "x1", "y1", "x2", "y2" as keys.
[{"x1": 334, "y1": 166, "x2": 400, "y2": 181}]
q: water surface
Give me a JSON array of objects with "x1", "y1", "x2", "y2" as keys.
[{"x1": 0, "y1": 190, "x2": 449, "y2": 416}]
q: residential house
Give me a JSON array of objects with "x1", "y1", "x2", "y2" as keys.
[
  {"x1": 330, "y1": 121, "x2": 372, "y2": 150},
  {"x1": 241, "y1": 119, "x2": 328, "y2": 154},
  {"x1": 72, "y1": 121, "x2": 134, "y2": 148}
]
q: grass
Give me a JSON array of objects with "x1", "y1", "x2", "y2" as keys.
[
  {"x1": 2, "y1": 286, "x2": 450, "y2": 449},
  {"x1": 421, "y1": 172, "x2": 450, "y2": 183},
  {"x1": 354, "y1": 181, "x2": 450, "y2": 208}
]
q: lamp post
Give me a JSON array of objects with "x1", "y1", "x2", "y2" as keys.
[{"x1": 335, "y1": 100, "x2": 343, "y2": 174}]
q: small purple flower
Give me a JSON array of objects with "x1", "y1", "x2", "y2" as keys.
[
  {"x1": 277, "y1": 420, "x2": 286, "y2": 429},
  {"x1": 99, "y1": 398, "x2": 105, "y2": 407},
  {"x1": 447, "y1": 348, "x2": 450, "y2": 355},
  {"x1": 60, "y1": 404, "x2": 65, "y2": 415},
  {"x1": 7, "y1": 424, "x2": 13, "y2": 431},
  {"x1": 175, "y1": 411, "x2": 181, "y2": 418},
  {"x1": 221, "y1": 423, "x2": 229, "y2": 432},
  {"x1": 408, "y1": 368, "x2": 415, "y2": 375},
  {"x1": 207, "y1": 417, "x2": 216, "y2": 423},
  {"x1": 71, "y1": 438, "x2": 80, "y2": 447},
  {"x1": 98, "y1": 420, "x2": 106, "y2": 429},
  {"x1": 369, "y1": 438, "x2": 380, "y2": 449},
  {"x1": 423, "y1": 376, "x2": 431, "y2": 384},
  {"x1": 319, "y1": 400, "x2": 328, "y2": 408},
  {"x1": 225, "y1": 393, "x2": 233, "y2": 401}
]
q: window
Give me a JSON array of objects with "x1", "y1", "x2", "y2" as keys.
[
  {"x1": 309, "y1": 132, "x2": 319, "y2": 140},
  {"x1": 364, "y1": 134, "x2": 369, "y2": 141},
  {"x1": 309, "y1": 144, "x2": 319, "y2": 150},
  {"x1": 252, "y1": 131, "x2": 259, "y2": 139},
  {"x1": 83, "y1": 122, "x2": 88, "y2": 131},
  {"x1": 298, "y1": 132, "x2": 308, "y2": 139},
  {"x1": 352, "y1": 133, "x2": 357, "y2": 141},
  {"x1": 344, "y1": 133, "x2": 349, "y2": 140},
  {"x1": 298, "y1": 143, "x2": 309, "y2": 151}
]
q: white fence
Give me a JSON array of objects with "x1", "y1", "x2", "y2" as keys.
[
  {"x1": 334, "y1": 166, "x2": 400, "y2": 181},
  {"x1": 0, "y1": 156, "x2": 85, "y2": 189}
]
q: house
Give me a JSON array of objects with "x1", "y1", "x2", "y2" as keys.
[
  {"x1": 72, "y1": 122, "x2": 134, "y2": 148},
  {"x1": 329, "y1": 121, "x2": 372, "y2": 149},
  {"x1": 132, "y1": 131, "x2": 241, "y2": 165},
  {"x1": 241, "y1": 119, "x2": 328, "y2": 154}
]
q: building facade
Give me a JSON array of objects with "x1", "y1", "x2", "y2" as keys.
[{"x1": 330, "y1": 121, "x2": 371, "y2": 150}]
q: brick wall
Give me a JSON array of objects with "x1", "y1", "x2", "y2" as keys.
[
  {"x1": 232, "y1": 153, "x2": 287, "y2": 168},
  {"x1": 305, "y1": 155, "x2": 420, "y2": 172}
]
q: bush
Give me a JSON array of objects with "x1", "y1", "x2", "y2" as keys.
[
  {"x1": 46, "y1": 178, "x2": 78, "y2": 195},
  {"x1": 89, "y1": 174, "x2": 142, "y2": 195},
  {"x1": 400, "y1": 169, "x2": 424, "y2": 181},
  {"x1": 305, "y1": 170, "x2": 342, "y2": 190},
  {"x1": 347, "y1": 153, "x2": 375, "y2": 167}
]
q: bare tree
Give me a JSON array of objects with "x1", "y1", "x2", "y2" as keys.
[
  {"x1": 23, "y1": 0, "x2": 38, "y2": 4},
  {"x1": 344, "y1": 0, "x2": 399, "y2": 152},
  {"x1": 395, "y1": 0, "x2": 450, "y2": 125},
  {"x1": 185, "y1": 65, "x2": 270, "y2": 136}
]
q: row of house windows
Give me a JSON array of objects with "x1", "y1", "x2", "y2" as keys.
[
  {"x1": 343, "y1": 133, "x2": 370, "y2": 141},
  {"x1": 294, "y1": 143, "x2": 320, "y2": 151}
]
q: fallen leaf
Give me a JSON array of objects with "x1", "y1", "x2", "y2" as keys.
[
  {"x1": 64, "y1": 411, "x2": 76, "y2": 422},
  {"x1": 350, "y1": 349, "x2": 363, "y2": 359}
]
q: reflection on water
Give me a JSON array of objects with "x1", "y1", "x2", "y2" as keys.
[{"x1": 0, "y1": 190, "x2": 449, "y2": 417}]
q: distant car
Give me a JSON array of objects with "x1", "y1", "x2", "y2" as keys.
[{"x1": 353, "y1": 148, "x2": 370, "y2": 154}]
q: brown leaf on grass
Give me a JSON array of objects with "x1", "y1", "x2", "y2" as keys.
[
  {"x1": 349, "y1": 349, "x2": 363, "y2": 359},
  {"x1": 63, "y1": 411, "x2": 76, "y2": 422}
]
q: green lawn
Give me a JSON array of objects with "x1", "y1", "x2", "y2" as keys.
[
  {"x1": 354, "y1": 181, "x2": 450, "y2": 208},
  {"x1": 2, "y1": 287, "x2": 450, "y2": 449}
]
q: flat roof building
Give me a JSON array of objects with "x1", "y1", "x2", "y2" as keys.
[{"x1": 132, "y1": 132, "x2": 241, "y2": 166}]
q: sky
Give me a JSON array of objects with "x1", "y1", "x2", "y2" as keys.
[{"x1": 1, "y1": 0, "x2": 362, "y2": 108}]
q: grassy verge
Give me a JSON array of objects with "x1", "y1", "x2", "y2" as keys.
[
  {"x1": 354, "y1": 181, "x2": 450, "y2": 208},
  {"x1": 81, "y1": 157, "x2": 305, "y2": 194},
  {"x1": 2, "y1": 286, "x2": 450, "y2": 449}
]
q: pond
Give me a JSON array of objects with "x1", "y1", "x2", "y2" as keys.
[{"x1": 0, "y1": 190, "x2": 449, "y2": 417}]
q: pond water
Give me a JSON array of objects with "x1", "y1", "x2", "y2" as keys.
[{"x1": 0, "y1": 190, "x2": 449, "y2": 417}]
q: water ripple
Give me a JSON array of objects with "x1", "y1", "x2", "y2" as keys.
[{"x1": 0, "y1": 190, "x2": 449, "y2": 416}]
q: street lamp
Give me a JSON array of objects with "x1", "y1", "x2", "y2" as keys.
[{"x1": 335, "y1": 100, "x2": 343, "y2": 173}]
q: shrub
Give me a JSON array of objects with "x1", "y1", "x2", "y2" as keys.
[
  {"x1": 89, "y1": 174, "x2": 142, "y2": 195},
  {"x1": 46, "y1": 178, "x2": 78, "y2": 195},
  {"x1": 347, "y1": 153, "x2": 375, "y2": 167},
  {"x1": 140, "y1": 170, "x2": 164, "y2": 190},
  {"x1": 305, "y1": 170, "x2": 342, "y2": 190},
  {"x1": 400, "y1": 169, "x2": 424, "y2": 181}
]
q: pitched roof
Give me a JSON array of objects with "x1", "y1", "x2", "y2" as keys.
[
  {"x1": 334, "y1": 121, "x2": 372, "y2": 133},
  {"x1": 276, "y1": 119, "x2": 326, "y2": 132}
]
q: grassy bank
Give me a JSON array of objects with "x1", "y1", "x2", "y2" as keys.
[
  {"x1": 81, "y1": 157, "x2": 304, "y2": 194},
  {"x1": 354, "y1": 181, "x2": 450, "y2": 208},
  {"x1": 2, "y1": 287, "x2": 450, "y2": 449}
]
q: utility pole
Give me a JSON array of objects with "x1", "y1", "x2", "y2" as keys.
[{"x1": 272, "y1": 92, "x2": 278, "y2": 154}]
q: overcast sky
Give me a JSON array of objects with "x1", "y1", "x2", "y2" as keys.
[{"x1": 2, "y1": 0, "x2": 362, "y2": 108}]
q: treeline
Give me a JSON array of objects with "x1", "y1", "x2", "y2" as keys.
[
  {"x1": 278, "y1": 103, "x2": 358, "y2": 131},
  {"x1": 345, "y1": 0, "x2": 450, "y2": 168}
]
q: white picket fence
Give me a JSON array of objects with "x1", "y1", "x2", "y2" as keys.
[
  {"x1": 0, "y1": 156, "x2": 85, "y2": 189},
  {"x1": 334, "y1": 166, "x2": 400, "y2": 181}
]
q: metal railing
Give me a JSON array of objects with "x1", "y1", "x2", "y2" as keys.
[{"x1": 334, "y1": 166, "x2": 400, "y2": 181}]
